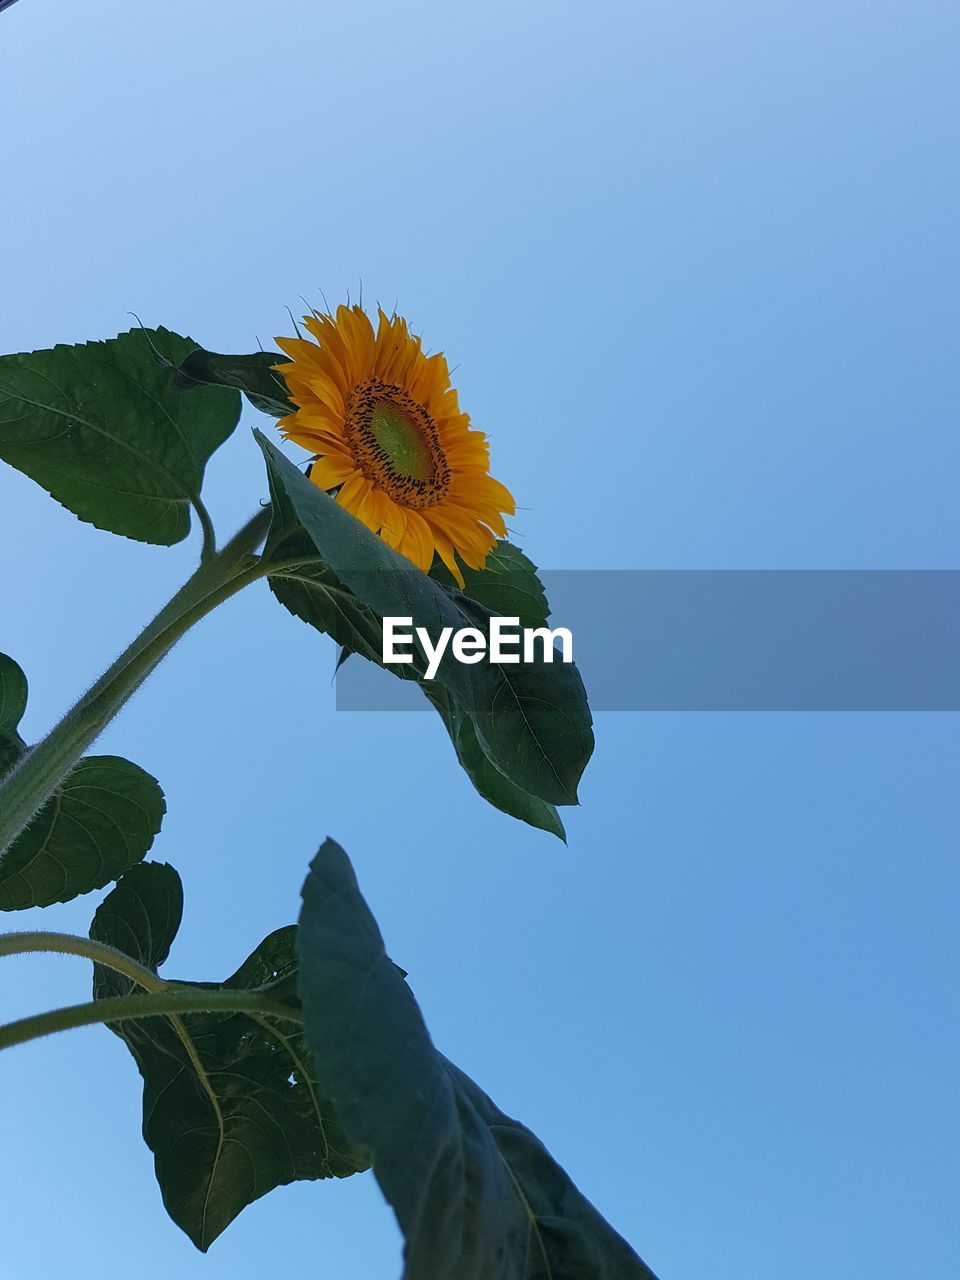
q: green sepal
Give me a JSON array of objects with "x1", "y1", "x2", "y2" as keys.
[{"x1": 170, "y1": 347, "x2": 295, "y2": 418}]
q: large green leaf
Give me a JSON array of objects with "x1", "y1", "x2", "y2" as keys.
[
  {"x1": 91, "y1": 862, "x2": 368, "y2": 1251},
  {"x1": 263, "y1": 479, "x2": 569, "y2": 835},
  {"x1": 266, "y1": 535, "x2": 565, "y2": 836},
  {"x1": 170, "y1": 347, "x2": 295, "y2": 418},
  {"x1": 0, "y1": 652, "x2": 165, "y2": 910},
  {"x1": 297, "y1": 840, "x2": 658, "y2": 1280},
  {"x1": 258, "y1": 433, "x2": 593, "y2": 807},
  {"x1": 0, "y1": 327, "x2": 240, "y2": 544}
]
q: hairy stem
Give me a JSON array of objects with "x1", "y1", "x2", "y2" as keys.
[
  {"x1": 0, "y1": 988, "x2": 302, "y2": 1053},
  {"x1": 0, "y1": 930, "x2": 166, "y2": 991},
  {"x1": 193, "y1": 495, "x2": 219, "y2": 563},
  {"x1": 0, "y1": 506, "x2": 272, "y2": 856}
]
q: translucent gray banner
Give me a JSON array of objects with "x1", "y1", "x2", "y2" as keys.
[{"x1": 334, "y1": 571, "x2": 960, "y2": 711}]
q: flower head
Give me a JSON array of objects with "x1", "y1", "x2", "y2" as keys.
[{"x1": 275, "y1": 306, "x2": 515, "y2": 587}]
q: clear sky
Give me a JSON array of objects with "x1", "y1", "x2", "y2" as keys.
[{"x1": 1, "y1": 2, "x2": 958, "y2": 1277}]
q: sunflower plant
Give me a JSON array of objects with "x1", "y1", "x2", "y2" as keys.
[{"x1": 0, "y1": 311, "x2": 656, "y2": 1278}]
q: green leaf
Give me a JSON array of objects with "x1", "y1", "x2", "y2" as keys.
[
  {"x1": 0, "y1": 327, "x2": 240, "y2": 544},
  {"x1": 430, "y1": 539, "x2": 550, "y2": 630},
  {"x1": 426, "y1": 541, "x2": 565, "y2": 836},
  {"x1": 91, "y1": 863, "x2": 368, "y2": 1252},
  {"x1": 263, "y1": 488, "x2": 567, "y2": 834},
  {"x1": 257, "y1": 433, "x2": 593, "y2": 807},
  {"x1": 170, "y1": 347, "x2": 295, "y2": 418},
  {"x1": 423, "y1": 685, "x2": 566, "y2": 839},
  {"x1": 297, "y1": 840, "x2": 657, "y2": 1280},
  {"x1": 267, "y1": 529, "x2": 566, "y2": 835},
  {"x1": 0, "y1": 652, "x2": 28, "y2": 775},
  {"x1": 0, "y1": 652, "x2": 165, "y2": 910},
  {"x1": 0, "y1": 755, "x2": 165, "y2": 911}
]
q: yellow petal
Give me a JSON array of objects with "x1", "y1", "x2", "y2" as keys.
[
  {"x1": 310, "y1": 455, "x2": 357, "y2": 490},
  {"x1": 431, "y1": 529, "x2": 465, "y2": 588},
  {"x1": 397, "y1": 509, "x2": 436, "y2": 572}
]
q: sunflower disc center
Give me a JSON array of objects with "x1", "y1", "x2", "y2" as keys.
[
  {"x1": 345, "y1": 379, "x2": 451, "y2": 508},
  {"x1": 369, "y1": 402, "x2": 433, "y2": 481}
]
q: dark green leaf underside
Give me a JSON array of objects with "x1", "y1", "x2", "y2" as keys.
[
  {"x1": 297, "y1": 840, "x2": 657, "y2": 1280},
  {"x1": 91, "y1": 863, "x2": 368, "y2": 1251},
  {"x1": 0, "y1": 327, "x2": 240, "y2": 544}
]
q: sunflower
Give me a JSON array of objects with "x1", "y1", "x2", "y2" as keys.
[{"x1": 274, "y1": 305, "x2": 515, "y2": 587}]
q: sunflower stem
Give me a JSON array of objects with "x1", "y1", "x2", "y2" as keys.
[
  {"x1": 0, "y1": 507, "x2": 272, "y2": 858},
  {"x1": 0, "y1": 930, "x2": 167, "y2": 991},
  {"x1": 0, "y1": 987, "x2": 302, "y2": 1053}
]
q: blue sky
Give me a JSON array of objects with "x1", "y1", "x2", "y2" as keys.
[{"x1": 0, "y1": 2, "x2": 957, "y2": 1277}]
